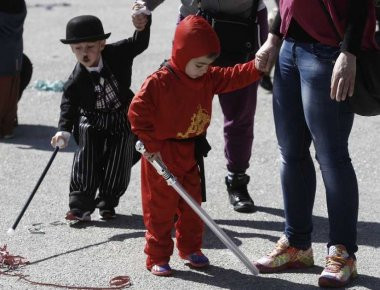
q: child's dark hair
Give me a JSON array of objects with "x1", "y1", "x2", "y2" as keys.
[{"x1": 208, "y1": 52, "x2": 219, "y2": 60}]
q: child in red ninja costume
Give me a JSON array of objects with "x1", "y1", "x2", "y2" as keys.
[{"x1": 128, "y1": 15, "x2": 262, "y2": 276}]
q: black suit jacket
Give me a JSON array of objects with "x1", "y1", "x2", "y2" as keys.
[{"x1": 58, "y1": 17, "x2": 151, "y2": 135}]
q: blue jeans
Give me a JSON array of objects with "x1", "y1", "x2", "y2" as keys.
[{"x1": 273, "y1": 39, "x2": 359, "y2": 254}]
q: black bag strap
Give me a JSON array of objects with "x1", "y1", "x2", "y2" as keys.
[
  {"x1": 318, "y1": 0, "x2": 342, "y2": 42},
  {"x1": 159, "y1": 59, "x2": 179, "y2": 79},
  {"x1": 250, "y1": 0, "x2": 260, "y2": 22},
  {"x1": 197, "y1": 0, "x2": 260, "y2": 22}
]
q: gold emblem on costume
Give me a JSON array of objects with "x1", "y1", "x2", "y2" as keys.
[{"x1": 177, "y1": 105, "x2": 211, "y2": 138}]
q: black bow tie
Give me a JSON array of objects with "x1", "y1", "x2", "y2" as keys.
[{"x1": 89, "y1": 67, "x2": 109, "y2": 84}]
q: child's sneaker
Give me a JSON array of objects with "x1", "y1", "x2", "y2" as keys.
[
  {"x1": 99, "y1": 208, "x2": 116, "y2": 220},
  {"x1": 65, "y1": 210, "x2": 91, "y2": 221},
  {"x1": 181, "y1": 251, "x2": 210, "y2": 268},
  {"x1": 318, "y1": 245, "x2": 358, "y2": 288},
  {"x1": 253, "y1": 236, "x2": 314, "y2": 273},
  {"x1": 150, "y1": 264, "x2": 172, "y2": 276}
]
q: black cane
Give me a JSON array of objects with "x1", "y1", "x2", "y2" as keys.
[{"x1": 7, "y1": 146, "x2": 60, "y2": 235}]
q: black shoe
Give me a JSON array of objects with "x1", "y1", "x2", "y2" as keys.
[
  {"x1": 65, "y1": 209, "x2": 91, "y2": 221},
  {"x1": 99, "y1": 208, "x2": 116, "y2": 220},
  {"x1": 260, "y1": 75, "x2": 273, "y2": 92},
  {"x1": 225, "y1": 174, "x2": 255, "y2": 213}
]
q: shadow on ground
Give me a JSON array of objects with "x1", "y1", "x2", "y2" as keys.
[
  {"x1": 175, "y1": 266, "x2": 380, "y2": 290},
  {"x1": 29, "y1": 230, "x2": 144, "y2": 266},
  {"x1": 68, "y1": 213, "x2": 145, "y2": 230},
  {"x1": 167, "y1": 265, "x2": 320, "y2": 289},
  {"x1": 203, "y1": 206, "x2": 380, "y2": 249},
  {"x1": 23, "y1": 208, "x2": 380, "y2": 289},
  {"x1": 25, "y1": 214, "x2": 146, "y2": 234},
  {"x1": 1, "y1": 124, "x2": 76, "y2": 152}
]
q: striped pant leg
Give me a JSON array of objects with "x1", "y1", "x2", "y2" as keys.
[
  {"x1": 69, "y1": 119, "x2": 106, "y2": 212},
  {"x1": 97, "y1": 129, "x2": 135, "y2": 209}
]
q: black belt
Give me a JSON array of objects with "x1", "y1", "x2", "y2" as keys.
[{"x1": 170, "y1": 135, "x2": 211, "y2": 202}]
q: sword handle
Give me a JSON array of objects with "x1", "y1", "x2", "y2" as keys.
[{"x1": 135, "y1": 140, "x2": 174, "y2": 182}]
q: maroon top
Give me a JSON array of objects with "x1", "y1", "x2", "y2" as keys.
[{"x1": 276, "y1": 0, "x2": 378, "y2": 52}]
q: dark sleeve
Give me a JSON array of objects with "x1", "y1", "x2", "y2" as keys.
[
  {"x1": 143, "y1": 0, "x2": 165, "y2": 11},
  {"x1": 104, "y1": 15, "x2": 151, "y2": 64},
  {"x1": 341, "y1": 0, "x2": 369, "y2": 55},
  {"x1": 270, "y1": 11, "x2": 283, "y2": 38},
  {"x1": 128, "y1": 15, "x2": 151, "y2": 57},
  {"x1": 58, "y1": 85, "x2": 78, "y2": 132},
  {"x1": 0, "y1": 0, "x2": 25, "y2": 13}
]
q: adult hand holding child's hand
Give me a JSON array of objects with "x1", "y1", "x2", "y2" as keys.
[
  {"x1": 255, "y1": 33, "x2": 282, "y2": 73},
  {"x1": 132, "y1": 1, "x2": 150, "y2": 31}
]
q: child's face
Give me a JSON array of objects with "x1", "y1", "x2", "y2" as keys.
[
  {"x1": 185, "y1": 55, "x2": 216, "y2": 79},
  {"x1": 70, "y1": 40, "x2": 105, "y2": 67}
]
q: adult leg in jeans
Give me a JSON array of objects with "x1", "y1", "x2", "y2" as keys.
[
  {"x1": 273, "y1": 40, "x2": 316, "y2": 250},
  {"x1": 274, "y1": 39, "x2": 358, "y2": 253},
  {"x1": 252, "y1": 40, "x2": 317, "y2": 273},
  {"x1": 297, "y1": 43, "x2": 358, "y2": 255},
  {"x1": 298, "y1": 41, "x2": 359, "y2": 288}
]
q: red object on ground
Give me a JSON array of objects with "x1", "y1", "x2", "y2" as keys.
[
  {"x1": 0, "y1": 244, "x2": 29, "y2": 270},
  {"x1": 0, "y1": 244, "x2": 131, "y2": 289}
]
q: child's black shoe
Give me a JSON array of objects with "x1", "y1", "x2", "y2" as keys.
[
  {"x1": 99, "y1": 208, "x2": 116, "y2": 220},
  {"x1": 65, "y1": 209, "x2": 91, "y2": 221}
]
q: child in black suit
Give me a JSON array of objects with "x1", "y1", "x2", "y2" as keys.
[{"x1": 51, "y1": 5, "x2": 150, "y2": 221}]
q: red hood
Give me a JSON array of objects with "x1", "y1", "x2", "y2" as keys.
[{"x1": 171, "y1": 15, "x2": 220, "y2": 72}]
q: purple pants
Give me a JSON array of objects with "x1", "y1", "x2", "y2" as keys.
[
  {"x1": 219, "y1": 81, "x2": 258, "y2": 172},
  {"x1": 219, "y1": 8, "x2": 268, "y2": 172},
  {"x1": 178, "y1": 8, "x2": 269, "y2": 172}
]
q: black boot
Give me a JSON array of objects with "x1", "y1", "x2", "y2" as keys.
[{"x1": 225, "y1": 173, "x2": 255, "y2": 213}]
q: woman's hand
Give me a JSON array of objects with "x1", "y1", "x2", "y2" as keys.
[
  {"x1": 330, "y1": 51, "x2": 356, "y2": 102},
  {"x1": 255, "y1": 33, "x2": 282, "y2": 73}
]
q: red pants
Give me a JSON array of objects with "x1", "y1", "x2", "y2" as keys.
[
  {"x1": 0, "y1": 74, "x2": 19, "y2": 137},
  {"x1": 141, "y1": 142, "x2": 204, "y2": 269}
]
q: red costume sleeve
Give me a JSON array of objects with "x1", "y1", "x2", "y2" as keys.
[
  {"x1": 210, "y1": 60, "x2": 262, "y2": 95},
  {"x1": 128, "y1": 76, "x2": 164, "y2": 153}
]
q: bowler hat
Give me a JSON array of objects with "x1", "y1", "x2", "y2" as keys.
[{"x1": 60, "y1": 15, "x2": 111, "y2": 44}]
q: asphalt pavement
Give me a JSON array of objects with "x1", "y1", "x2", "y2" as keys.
[{"x1": 1, "y1": 1, "x2": 379, "y2": 289}]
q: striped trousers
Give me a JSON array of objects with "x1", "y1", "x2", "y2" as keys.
[{"x1": 69, "y1": 111, "x2": 135, "y2": 212}]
